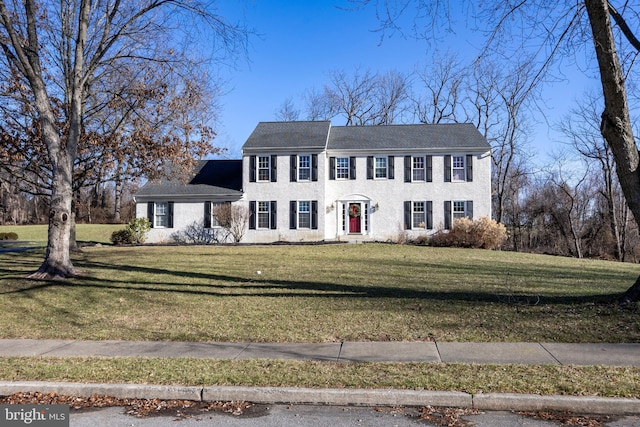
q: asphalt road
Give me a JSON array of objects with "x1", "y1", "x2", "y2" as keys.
[{"x1": 69, "y1": 404, "x2": 640, "y2": 427}]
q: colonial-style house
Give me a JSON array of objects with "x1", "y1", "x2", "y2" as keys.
[{"x1": 135, "y1": 121, "x2": 492, "y2": 243}]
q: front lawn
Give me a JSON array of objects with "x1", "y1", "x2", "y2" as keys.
[
  {"x1": 2, "y1": 243, "x2": 640, "y2": 397},
  {"x1": 1, "y1": 244, "x2": 638, "y2": 343}
]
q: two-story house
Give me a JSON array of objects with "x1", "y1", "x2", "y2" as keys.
[{"x1": 135, "y1": 121, "x2": 491, "y2": 243}]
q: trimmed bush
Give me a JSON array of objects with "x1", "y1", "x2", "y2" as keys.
[
  {"x1": 430, "y1": 216, "x2": 507, "y2": 250},
  {"x1": 0, "y1": 232, "x2": 18, "y2": 240},
  {"x1": 110, "y1": 229, "x2": 133, "y2": 245}
]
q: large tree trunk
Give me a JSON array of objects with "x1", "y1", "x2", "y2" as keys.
[
  {"x1": 28, "y1": 157, "x2": 76, "y2": 279},
  {"x1": 585, "y1": 0, "x2": 640, "y2": 304}
]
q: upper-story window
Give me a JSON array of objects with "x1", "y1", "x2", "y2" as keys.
[
  {"x1": 404, "y1": 155, "x2": 432, "y2": 182},
  {"x1": 336, "y1": 157, "x2": 350, "y2": 179},
  {"x1": 258, "y1": 156, "x2": 271, "y2": 181},
  {"x1": 375, "y1": 157, "x2": 387, "y2": 178},
  {"x1": 413, "y1": 157, "x2": 425, "y2": 181},
  {"x1": 445, "y1": 155, "x2": 472, "y2": 182},
  {"x1": 452, "y1": 156, "x2": 466, "y2": 181},
  {"x1": 298, "y1": 155, "x2": 311, "y2": 181}
]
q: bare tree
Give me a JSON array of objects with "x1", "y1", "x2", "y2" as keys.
[
  {"x1": 559, "y1": 91, "x2": 626, "y2": 260},
  {"x1": 352, "y1": 0, "x2": 640, "y2": 303},
  {"x1": 0, "y1": 0, "x2": 246, "y2": 279},
  {"x1": 275, "y1": 97, "x2": 300, "y2": 121},
  {"x1": 412, "y1": 52, "x2": 466, "y2": 124}
]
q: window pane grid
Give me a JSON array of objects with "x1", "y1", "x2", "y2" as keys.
[
  {"x1": 452, "y1": 156, "x2": 465, "y2": 181},
  {"x1": 375, "y1": 157, "x2": 387, "y2": 178},
  {"x1": 412, "y1": 156, "x2": 425, "y2": 181},
  {"x1": 298, "y1": 201, "x2": 311, "y2": 228},
  {"x1": 257, "y1": 201, "x2": 270, "y2": 228},
  {"x1": 336, "y1": 157, "x2": 349, "y2": 179},
  {"x1": 258, "y1": 156, "x2": 270, "y2": 181},
  {"x1": 412, "y1": 202, "x2": 425, "y2": 228},
  {"x1": 155, "y1": 202, "x2": 168, "y2": 228},
  {"x1": 298, "y1": 155, "x2": 311, "y2": 180},
  {"x1": 453, "y1": 201, "x2": 466, "y2": 219}
]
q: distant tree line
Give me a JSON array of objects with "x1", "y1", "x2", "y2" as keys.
[{"x1": 275, "y1": 54, "x2": 640, "y2": 262}]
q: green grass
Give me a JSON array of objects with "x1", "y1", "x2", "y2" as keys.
[
  {"x1": 2, "y1": 243, "x2": 640, "y2": 397},
  {"x1": 0, "y1": 224, "x2": 123, "y2": 244},
  {"x1": 0, "y1": 357, "x2": 638, "y2": 398},
  {"x1": 1, "y1": 244, "x2": 639, "y2": 343}
]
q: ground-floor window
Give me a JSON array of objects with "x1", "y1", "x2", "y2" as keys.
[
  {"x1": 249, "y1": 201, "x2": 277, "y2": 230},
  {"x1": 147, "y1": 201, "x2": 173, "y2": 228}
]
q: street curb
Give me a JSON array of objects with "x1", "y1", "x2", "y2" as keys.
[
  {"x1": 0, "y1": 382, "x2": 638, "y2": 415},
  {"x1": 473, "y1": 393, "x2": 640, "y2": 415},
  {"x1": 203, "y1": 386, "x2": 472, "y2": 407}
]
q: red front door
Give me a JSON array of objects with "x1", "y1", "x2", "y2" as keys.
[{"x1": 348, "y1": 203, "x2": 361, "y2": 233}]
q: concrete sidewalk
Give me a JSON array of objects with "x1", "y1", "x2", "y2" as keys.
[
  {"x1": 0, "y1": 338, "x2": 638, "y2": 366},
  {"x1": 1, "y1": 339, "x2": 640, "y2": 415}
]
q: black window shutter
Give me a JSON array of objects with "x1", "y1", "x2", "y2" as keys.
[
  {"x1": 290, "y1": 155, "x2": 297, "y2": 182},
  {"x1": 349, "y1": 156, "x2": 356, "y2": 180},
  {"x1": 367, "y1": 156, "x2": 373, "y2": 180},
  {"x1": 329, "y1": 157, "x2": 336, "y2": 180},
  {"x1": 388, "y1": 156, "x2": 394, "y2": 179},
  {"x1": 426, "y1": 201, "x2": 433, "y2": 229},
  {"x1": 167, "y1": 201, "x2": 174, "y2": 228},
  {"x1": 249, "y1": 156, "x2": 256, "y2": 182},
  {"x1": 404, "y1": 201, "x2": 412, "y2": 230},
  {"x1": 289, "y1": 201, "x2": 297, "y2": 229},
  {"x1": 444, "y1": 201, "x2": 452, "y2": 230},
  {"x1": 270, "y1": 155, "x2": 277, "y2": 182},
  {"x1": 466, "y1": 154, "x2": 473, "y2": 182},
  {"x1": 404, "y1": 156, "x2": 411, "y2": 182},
  {"x1": 249, "y1": 201, "x2": 256, "y2": 229},
  {"x1": 312, "y1": 154, "x2": 318, "y2": 181},
  {"x1": 204, "y1": 201, "x2": 211, "y2": 228},
  {"x1": 466, "y1": 200, "x2": 474, "y2": 219},
  {"x1": 270, "y1": 201, "x2": 277, "y2": 229},
  {"x1": 426, "y1": 155, "x2": 433, "y2": 182},
  {"x1": 311, "y1": 201, "x2": 318, "y2": 229},
  {"x1": 147, "y1": 202, "x2": 154, "y2": 228},
  {"x1": 444, "y1": 155, "x2": 452, "y2": 182}
]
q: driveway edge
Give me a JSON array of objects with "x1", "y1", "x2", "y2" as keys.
[{"x1": 0, "y1": 382, "x2": 638, "y2": 415}]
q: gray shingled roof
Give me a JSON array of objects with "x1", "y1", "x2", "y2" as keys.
[
  {"x1": 242, "y1": 121, "x2": 331, "y2": 151},
  {"x1": 327, "y1": 123, "x2": 490, "y2": 151},
  {"x1": 136, "y1": 160, "x2": 243, "y2": 198}
]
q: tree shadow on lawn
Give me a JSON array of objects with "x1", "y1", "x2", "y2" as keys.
[{"x1": 1, "y1": 258, "x2": 626, "y2": 306}]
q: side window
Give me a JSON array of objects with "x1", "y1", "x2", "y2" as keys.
[{"x1": 148, "y1": 201, "x2": 173, "y2": 228}]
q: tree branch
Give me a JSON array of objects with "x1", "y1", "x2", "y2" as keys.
[{"x1": 608, "y1": 1, "x2": 640, "y2": 52}]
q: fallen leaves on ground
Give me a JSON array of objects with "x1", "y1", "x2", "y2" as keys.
[{"x1": 0, "y1": 392, "x2": 253, "y2": 419}]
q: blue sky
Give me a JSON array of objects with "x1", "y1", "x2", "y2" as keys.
[{"x1": 213, "y1": 1, "x2": 598, "y2": 162}]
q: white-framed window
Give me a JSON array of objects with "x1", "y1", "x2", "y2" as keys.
[
  {"x1": 452, "y1": 155, "x2": 466, "y2": 181},
  {"x1": 257, "y1": 201, "x2": 271, "y2": 229},
  {"x1": 257, "y1": 155, "x2": 271, "y2": 181},
  {"x1": 413, "y1": 202, "x2": 426, "y2": 228},
  {"x1": 412, "y1": 156, "x2": 425, "y2": 181},
  {"x1": 210, "y1": 202, "x2": 224, "y2": 227},
  {"x1": 453, "y1": 200, "x2": 467, "y2": 219},
  {"x1": 375, "y1": 156, "x2": 387, "y2": 178},
  {"x1": 298, "y1": 201, "x2": 311, "y2": 228},
  {"x1": 336, "y1": 157, "x2": 349, "y2": 179},
  {"x1": 155, "y1": 202, "x2": 169, "y2": 228},
  {"x1": 298, "y1": 155, "x2": 311, "y2": 181}
]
